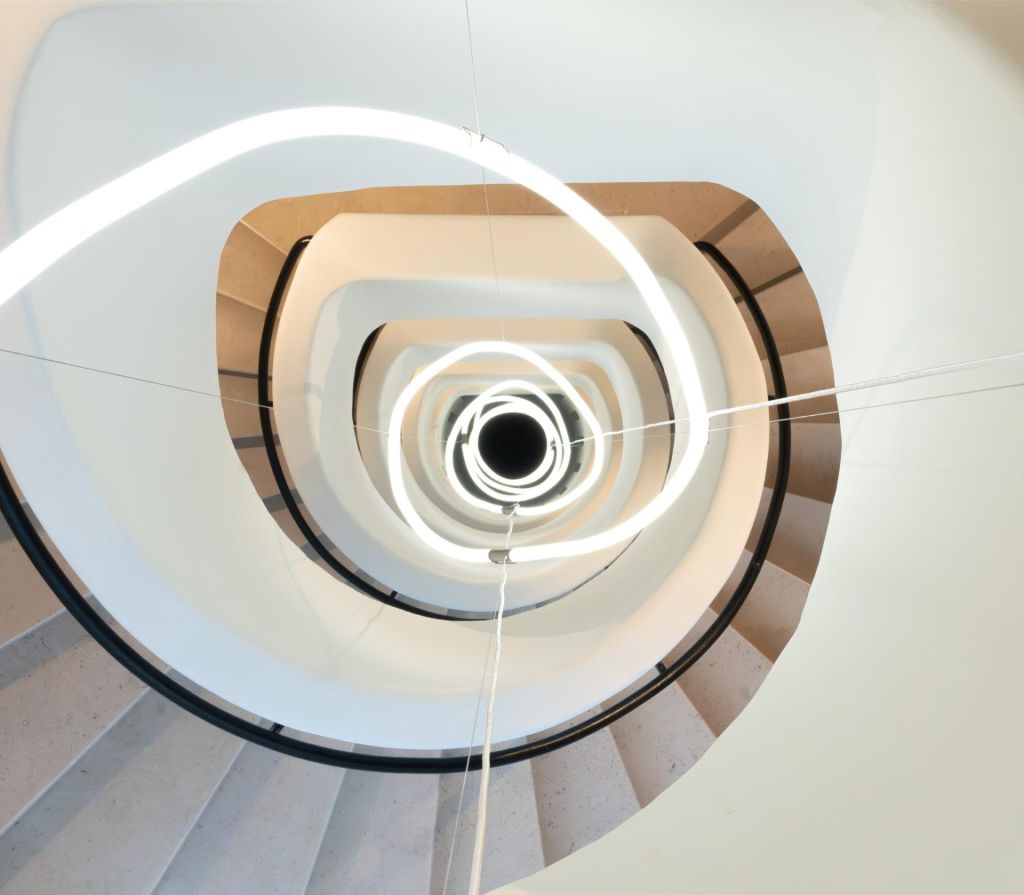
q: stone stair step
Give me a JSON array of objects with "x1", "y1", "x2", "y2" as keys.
[
  {"x1": 711, "y1": 551, "x2": 812, "y2": 662},
  {"x1": 672, "y1": 611, "x2": 772, "y2": 736},
  {"x1": 217, "y1": 221, "x2": 287, "y2": 313},
  {"x1": 0, "y1": 609, "x2": 147, "y2": 834},
  {"x1": 431, "y1": 761, "x2": 544, "y2": 894},
  {"x1": 606, "y1": 677, "x2": 716, "y2": 806},
  {"x1": 305, "y1": 770, "x2": 439, "y2": 895},
  {"x1": 529, "y1": 727, "x2": 640, "y2": 864},
  {"x1": 0, "y1": 691, "x2": 242, "y2": 895},
  {"x1": 153, "y1": 742, "x2": 343, "y2": 895}
]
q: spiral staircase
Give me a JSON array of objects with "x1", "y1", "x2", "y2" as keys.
[
  {"x1": 0, "y1": 172, "x2": 839, "y2": 892},
  {"x1": 2, "y1": 3, "x2": 1024, "y2": 895}
]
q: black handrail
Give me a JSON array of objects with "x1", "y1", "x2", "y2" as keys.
[
  {"x1": 0, "y1": 237, "x2": 790, "y2": 772},
  {"x1": 255, "y1": 237, "x2": 451, "y2": 620}
]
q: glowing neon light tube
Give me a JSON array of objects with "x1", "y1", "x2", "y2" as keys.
[{"x1": 0, "y1": 107, "x2": 709, "y2": 564}]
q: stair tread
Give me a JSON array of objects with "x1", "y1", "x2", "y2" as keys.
[
  {"x1": 713, "y1": 207, "x2": 800, "y2": 295},
  {"x1": 673, "y1": 610, "x2": 772, "y2": 736},
  {"x1": 219, "y1": 372, "x2": 262, "y2": 442},
  {"x1": 606, "y1": 677, "x2": 715, "y2": 806},
  {"x1": 0, "y1": 691, "x2": 242, "y2": 895},
  {"x1": 0, "y1": 536, "x2": 63, "y2": 650},
  {"x1": 711, "y1": 550, "x2": 812, "y2": 661},
  {"x1": 216, "y1": 293, "x2": 267, "y2": 375},
  {"x1": 747, "y1": 486, "x2": 832, "y2": 584},
  {"x1": 154, "y1": 742, "x2": 342, "y2": 895},
  {"x1": 0, "y1": 610, "x2": 147, "y2": 833},
  {"x1": 763, "y1": 345, "x2": 838, "y2": 422},
  {"x1": 306, "y1": 770, "x2": 439, "y2": 895},
  {"x1": 529, "y1": 726, "x2": 640, "y2": 864},
  {"x1": 218, "y1": 221, "x2": 287, "y2": 312},
  {"x1": 237, "y1": 444, "x2": 284, "y2": 500},
  {"x1": 242, "y1": 182, "x2": 751, "y2": 254},
  {"x1": 765, "y1": 420, "x2": 841, "y2": 503},
  {"x1": 431, "y1": 761, "x2": 544, "y2": 895},
  {"x1": 738, "y1": 271, "x2": 827, "y2": 358}
]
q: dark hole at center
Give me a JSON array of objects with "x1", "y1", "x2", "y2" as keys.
[{"x1": 477, "y1": 412, "x2": 549, "y2": 480}]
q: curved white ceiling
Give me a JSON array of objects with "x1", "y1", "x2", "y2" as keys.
[{"x1": 0, "y1": 1, "x2": 1022, "y2": 890}]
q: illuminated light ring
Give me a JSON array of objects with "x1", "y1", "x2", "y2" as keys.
[
  {"x1": 391, "y1": 342, "x2": 606, "y2": 563},
  {"x1": 443, "y1": 379, "x2": 574, "y2": 510},
  {"x1": 0, "y1": 106, "x2": 709, "y2": 565},
  {"x1": 465, "y1": 392, "x2": 563, "y2": 487},
  {"x1": 468, "y1": 402, "x2": 560, "y2": 491},
  {"x1": 453, "y1": 386, "x2": 566, "y2": 494},
  {"x1": 467, "y1": 412, "x2": 557, "y2": 497},
  {"x1": 462, "y1": 401, "x2": 561, "y2": 500}
]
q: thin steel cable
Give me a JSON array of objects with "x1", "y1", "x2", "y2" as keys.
[
  {"x1": 707, "y1": 348, "x2": 1024, "y2": 419},
  {"x1": 568, "y1": 348, "x2": 1024, "y2": 445},
  {"x1": 6, "y1": 342, "x2": 1021, "y2": 449},
  {"x1": 0, "y1": 344, "x2": 274, "y2": 411},
  {"x1": 467, "y1": 506, "x2": 516, "y2": 895},
  {"x1": 463, "y1": 0, "x2": 506, "y2": 343},
  {"x1": 711, "y1": 378, "x2": 1024, "y2": 432},
  {"x1": 0, "y1": 343, "x2": 424, "y2": 438},
  {"x1": 8, "y1": 341, "x2": 1019, "y2": 450},
  {"x1": 440, "y1": 628, "x2": 496, "y2": 895},
  {"x1": 572, "y1": 379, "x2": 1024, "y2": 444},
  {"x1": 353, "y1": 422, "x2": 444, "y2": 442}
]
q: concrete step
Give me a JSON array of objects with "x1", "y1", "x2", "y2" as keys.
[
  {"x1": 737, "y1": 271, "x2": 827, "y2": 358},
  {"x1": 529, "y1": 727, "x2": 640, "y2": 864},
  {"x1": 0, "y1": 609, "x2": 147, "y2": 834},
  {"x1": 216, "y1": 293, "x2": 266, "y2": 376},
  {"x1": 153, "y1": 743, "x2": 343, "y2": 895},
  {"x1": 217, "y1": 221, "x2": 287, "y2": 313},
  {"x1": 236, "y1": 445, "x2": 282, "y2": 501},
  {"x1": 711, "y1": 207, "x2": 800, "y2": 295},
  {"x1": 241, "y1": 182, "x2": 751, "y2": 255},
  {"x1": 305, "y1": 770, "x2": 438, "y2": 895},
  {"x1": 0, "y1": 519, "x2": 62, "y2": 650},
  {"x1": 747, "y1": 486, "x2": 833, "y2": 584},
  {"x1": 218, "y1": 371, "x2": 262, "y2": 444},
  {"x1": 606, "y1": 676, "x2": 715, "y2": 806},
  {"x1": 0, "y1": 691, "x2": 243, "y2": 895},
  {"x1": 765, "y1": 421, "x2": 841, "y2": 503},
  {"x1": 762, "y1": 345, "x2": 838, "y2": 421},
  {"x1": 431, "y1": 761, "x2": 544, "y2": 895},
  {"x1": 270, "y1": 504, "x2": 309, "y2": 546},
  {"x1": 672, "y1": 611, "x2": 772, "y2": 736},
  {"x1": 711, "y1": 551, "x2": 812, "y2": 662},
  {"x1": 572, "y1": 181, "x2": 750, "y2": 242}
]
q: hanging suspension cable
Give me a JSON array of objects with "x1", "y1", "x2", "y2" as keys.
[
  {"x1": 440, "y1": 625, "x2": 497, "y2": 895},
  {"x1": 463, "y1": 0, "x2": 506, "y2": 342},
  {"x1": 568, "y1": 347, "x2": 1024, "y2": 445},
  {"x1": 467, "y1": 505, "x2": 516, "y2": 895}
]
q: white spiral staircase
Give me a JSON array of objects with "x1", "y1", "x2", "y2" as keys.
[
  {"x1": 1, "y1": 180, "x2": 838, "y2": 892},
  {"x1": 1, "y1": 3, "x2": 1023, "y2": 895}
]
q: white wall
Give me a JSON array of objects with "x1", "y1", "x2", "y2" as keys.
[{"x1": 493, "y1": 4, "x2": 1024, "y2": 892}]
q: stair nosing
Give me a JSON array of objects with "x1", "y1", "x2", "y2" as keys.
[
  {"x1": 239, "y1": 219, "x2": 290, "y2": 259},
  {"x1": 0, "y1": 684, "x2": 151, "y2": 840},
  {"x1": 145, "y1": 737, "x2": 249, "y2": 895}
]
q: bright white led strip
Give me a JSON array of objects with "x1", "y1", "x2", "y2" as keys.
[
  {"x1": 443, "y1": 379, "x2": 579, "y2": 513},
  {"x1": 0, "y1": 106, "x2": 709, "y2": 565},
  {"x1": 389, "y1": 342, "x2": 607, "y2": 562}
]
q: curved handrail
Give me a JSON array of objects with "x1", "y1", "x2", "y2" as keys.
[
  {"x1": 256, "y1": 237, "x2": 456, "y2": 621},
  {"x1": 0, "y1": 237, "x2": 790, "y2": 772}
]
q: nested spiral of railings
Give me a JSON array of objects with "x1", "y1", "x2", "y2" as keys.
[{"x1": 0, "y1": 229, "x2": 791, "y2": 771}]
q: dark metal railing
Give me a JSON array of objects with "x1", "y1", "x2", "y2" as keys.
[
  {"x1": 0, "y1": 234, "x2": 789, "y2": 772},
  {"x1": 255, "y1": 236, "x2": 451, "y2": 620}
]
